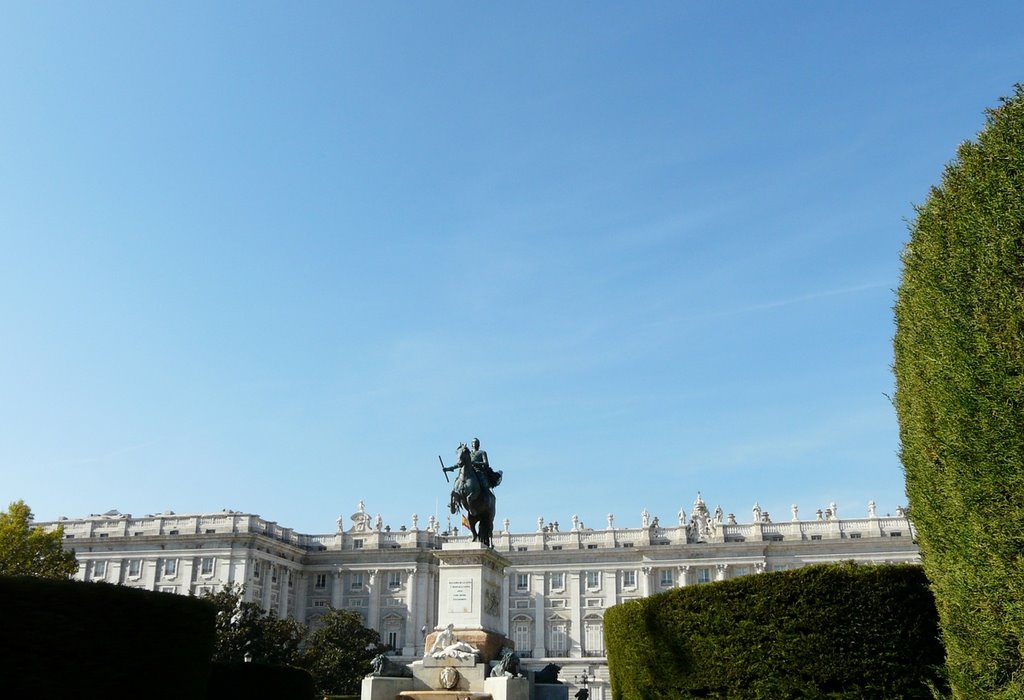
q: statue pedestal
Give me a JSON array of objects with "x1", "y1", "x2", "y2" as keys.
[
  {"x1": 361, "y1": 676, "x2": 414, "y2": 700},
  {"x1": 428, "y1": 542, "x2": 512, "y2": 665},
  {"x1": 484, "y1": 675, "x2": 529, "y2": 700}
]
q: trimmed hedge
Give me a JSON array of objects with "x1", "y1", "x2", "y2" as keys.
[
  {"x1": 206, "y1": 661, "x2": 316, "y2": 700},
  {"x1": 894, "y1": 85, "x2": 1024, "y2": 700},
  {"x1": 0, "y1": 575, "x2": 216, "y2": 698},
  {"x1": 605, "y1": 563, "x2": 945, "y2": 699}
]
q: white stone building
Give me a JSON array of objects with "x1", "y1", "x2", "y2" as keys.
[{"x1": 38, "y1": 495, "x2": 919, "y2": 700}]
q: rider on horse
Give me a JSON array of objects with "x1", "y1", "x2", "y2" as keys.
[
  {"x1": 442, "y1": 439, "x2": 502, "y2": 546},
  {"x1": 446, "y1": 439, "x2": 501, "y2": 514}
]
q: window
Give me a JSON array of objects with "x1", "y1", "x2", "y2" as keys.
[
  {"x1": 516, "y1": 574, "x2": 529, "y2": 591},
  {"x1": 386, "y1": 631, "x2": 398, "y2": 649},
  {"x1": 351, "y1": 573, "x2": 364, "y2": 590},
  {"x1": 549, "y1": 572, "x2": 564, "y2": 591},
  {"x1": 160, "y1": 586, "x2": 176, "y2": 594},
  {"x1": 622, "y1": 571, "x2": 636, "y2": 588},
  {"x1": 388, "y1": 571, "x2": 402, "y2": 588},
  {"x1": 733, "y1": 566, "x2": 751, "y2": 577},
  {"x1": 253, "y1": 562, "x2": 261, "y2": 579},
  {"x1": 659, "y1": 569, "x2": 673, "y2": 587},
  {"x1": 128, "y1": 559, "x2": 142, "y2": 577},
  {"x1": 514, "y1": 599, "x2": 531, "y2": 609},
  {"x1": 587, "y1": 544, "x2": 598, "y2": 550},
  {"x1": 584, "y1": 618, "x2": 604, "y2": 657},
  {"x1": 168, "y1": 529, "x2": 179, "y2": 535},
  {"x1": 512, "y1": 618, "x2": 532, "y2": 657},
  {"x1": 134, "y1": 531, "x2": 143, "y2": 536},
  {"x1": 313, "y1": 599, "x2": 329, "y2": 608},
  {"x1": 765, "y1": 534, "x2": 782, "y2": 542},
  {"x1": 163, "y1": 559, "x2": 177, "y2": 577},
  {"x1": 99, "y1": 533, "x2": 108, "y2": 539},
  {"x1": 315, "y1": 573, "x2": 328, "y2": 589},
  {"x1": 810, "y1": 534, "x2": 822, "y2": 541},
  {"x1": 517, "y1": 547, "x2": 528, "y2": 552},
  {"x1": 200, "y1": 557, "x2": 215, "y2": 575},
  {"x1": 205, "y1": 528, "x2": 216, "y2": 534},
  {"x1": 551, "y1": 545, "x2": 562, "y2": 550},
  {"x1": 353, "y1": 539, "x2": 364, "y2": 549},
  {"x1": 696, "y1": 568, "x2": 711, "y2": 584},
  {"x1": 271, "y1": 566, "x2": 278, "y2": 583},
  {"x1": 547, "y1": 621, "x2": 568, "y2": 655},
  {"x1": 890, "y1": 532, "x2": 902, "y2": 537},
  {"x1": 622, "y1": 542, "x2": 633, "y2": 548},
  {"x1": 65, "y1": 534, "x2": 74, "y2": 539},
  {"x1": 586, "y1": 571, "x2": 600, "y2": 589},
  {"x1": 93, "y1": 560, "x2": 107, "y2": 577},
  {"x1": 849, "y1": 533, "x2": 862, "y2": 539}
]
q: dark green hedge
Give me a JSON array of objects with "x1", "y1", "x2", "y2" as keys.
[
  {"x1": 894, "y1": 85, "x2": 1024, "y2": 700},
  {"x1": 605, "y1": 564, "x2": 945, "y2": 699},
  {"x1": 0, "y1": 576, "x2": 216, "y2": 698},
  {"x1": 206, "y1": 661, "x2": 316, "y2": 700}
]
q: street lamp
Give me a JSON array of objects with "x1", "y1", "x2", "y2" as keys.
[
  {"x1": 243, "y1": 651, "x2": 253, "y2": 664},
  {"x1": 574, "y1": 669, "x2": 591, "y2": 699}
]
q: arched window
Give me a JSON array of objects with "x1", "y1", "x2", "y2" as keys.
[
  {"x1": 383, "y1": 613, "x2": 403, "y2": 652},
  {"x1": 546, "y1": 616, "x2": 569, "y2": 656},
  {"x1": 511, "y1": 615, "x2": 533, "y2": 658}
]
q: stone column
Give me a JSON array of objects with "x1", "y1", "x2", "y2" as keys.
[
  {"x1": 678, "y1": 565, "x2": 690, "y2": 587},
  {"x1": 294, "y1": 572, "x2": 308, "y2": 621},
  {"x1": 640, "y1": 566, "x2": 652, "y2": 598},
  {"x1": 367, "y1": 569, "x2": 380, "y2": 632},
  {"x1": 278, "y1": 568, "x2": 290, "y2": 618},
  {"x1": 568, "y1": 571, "x2": 583, "y2": 658},
  {"x1": 403, "y1": 567, "x2": 418, "y2": 656},
  {"x1": 533, "y1": 575, "x2": 547, "y2": 658},
  {"x1": 331, "y1": 568, "x2": 343, "y2": 608}
]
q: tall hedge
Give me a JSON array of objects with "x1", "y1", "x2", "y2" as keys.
[
  {"x1": 0, "y1": 576, "x2": 217, "y2": 698},
  {"x1": 894, "y1": 85, "x2": 1024, "y2": 699},
  {"x1": 604, "y1": 564, "x2": 945, "y2": 699}
]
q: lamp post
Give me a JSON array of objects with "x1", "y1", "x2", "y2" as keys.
[{"x1": 574, "y1": 669, "x2": 591, "y2": 699}]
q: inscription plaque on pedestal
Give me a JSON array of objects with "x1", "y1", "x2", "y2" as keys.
[{"x1": 447, "y1": 579, "x2": 473, "y2": 613}]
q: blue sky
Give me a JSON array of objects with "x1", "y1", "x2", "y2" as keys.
[{"x1": 3, "y1": 3, "x2": 1022, "y2": 534}]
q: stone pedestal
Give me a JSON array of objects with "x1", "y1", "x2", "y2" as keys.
[
  {"x1": 484, "y1": 675, "x2": 529, "y2": 700},
  {"x1": 534, "y1": 685, "x2": 569, "y2": 700},
  {"x1": 360, "y1": 675, "x2": 415, "y2": 700},
  {"x1": 431, "y1": 542, "x2": 512, "y2": 665},
  {"x1": 411, "y1": 657, "x2": 487, "y2": 694}
]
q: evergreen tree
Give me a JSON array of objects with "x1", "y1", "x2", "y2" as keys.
[{"x1": 894, "y1": 85, "x2": 1024, "y2": 699}]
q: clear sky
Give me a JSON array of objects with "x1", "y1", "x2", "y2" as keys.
[{"x1": 3, "y1": 2, "x2": 1022, "y2": 535}]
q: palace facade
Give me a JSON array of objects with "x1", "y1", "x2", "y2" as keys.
[{"x1": 38, "y1": 495, "x2": 919, "y2": 700}]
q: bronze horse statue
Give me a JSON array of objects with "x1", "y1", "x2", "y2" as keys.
[{"x1": 444, "y1": 443, "x2": 498, "y2": 547}]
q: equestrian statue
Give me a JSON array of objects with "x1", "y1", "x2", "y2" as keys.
[{"x1": 440, "y1": 437, "x2": 502, "y2": 547}]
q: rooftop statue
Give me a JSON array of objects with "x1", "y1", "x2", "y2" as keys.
[{"x1": 440, "y1": 438, "x2": 502, "y2": 547}]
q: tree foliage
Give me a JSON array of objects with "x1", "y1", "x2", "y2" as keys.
[
  {"x1": 894, "y1": 85, "x2": 1024, "y2": 699},
  {"x1": 0, "y1": 500, "x2": 77, "y2": 578},
  {"x1": 300, "y1": 608, "x2": 388, "y2": 696},
  {"x1": 604, "y1": 563, "x2": 945, "y2": 699},
  {"x1": 202, "y1": 584, "x2": 306, "y2": 666},
  {"x1": 202, "y1": 586, "x2": 385, "y2": 695}
]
